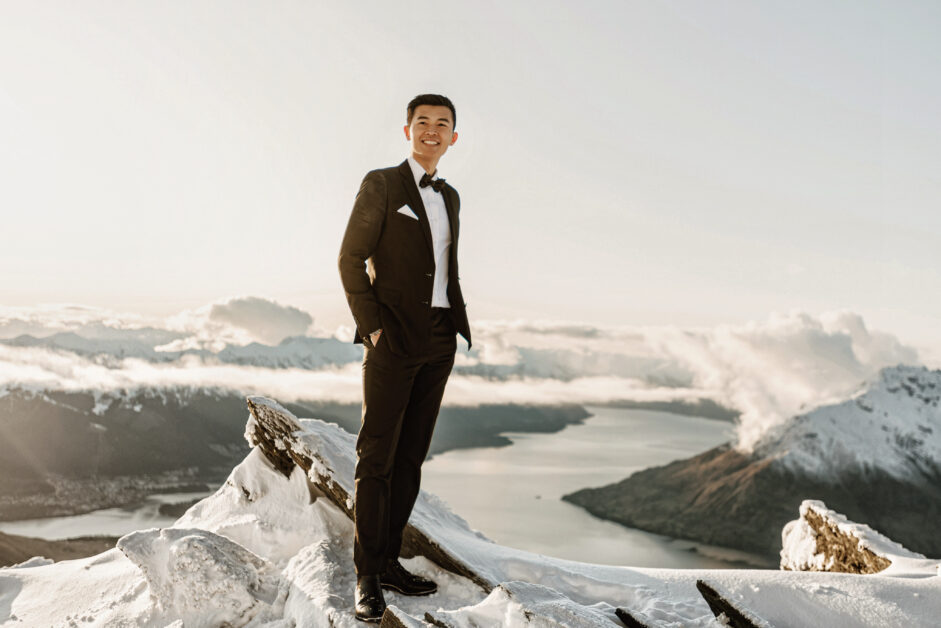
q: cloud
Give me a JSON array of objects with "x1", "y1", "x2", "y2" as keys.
[
  {"x1": 0, "y1": 304, "x2": 151, "y2": 340},
  {"x1": 207, "y1": 297, "x2": 313, "y2": 344},
  {"x1": 160, "y1": 297, "x2": 315, "y2": 351},
  {"x1": 0, "y1": 301, "x2": 924, "y2": 453},
  {"x1": 646, "y1": 310, "x2": 918, "y2": 451},
  {"x1": 0, "y1": 344, "x2": 710, "y2": 410}
]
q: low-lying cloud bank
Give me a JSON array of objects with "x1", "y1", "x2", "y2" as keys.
[{"x1": 0, "y1": 299, "x2": 921, "y2": 452}]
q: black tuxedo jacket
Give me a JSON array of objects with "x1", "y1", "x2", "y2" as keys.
[{"x1": 339, "y1": 160, "x2": 471, "y2": 356}]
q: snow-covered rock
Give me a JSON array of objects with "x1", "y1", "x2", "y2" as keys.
[
  {"x1": 780, "y1": 499, "x2": 931, "y2": 575},
  {"x1": 117, "y1": 527, "x2": 280, "y2": 627}
]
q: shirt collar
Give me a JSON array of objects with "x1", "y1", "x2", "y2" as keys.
[{"x1": 407, "y1": 155, "x2": 439, "y2": 190}]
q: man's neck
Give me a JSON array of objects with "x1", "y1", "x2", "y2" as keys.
[{"x1": 411, "y1": 152, "x2": 439, "y2": 176}]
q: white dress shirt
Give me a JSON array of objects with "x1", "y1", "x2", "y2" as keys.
[{"x1": 407, "y1": 155, "x2": 451, "y2": 308}]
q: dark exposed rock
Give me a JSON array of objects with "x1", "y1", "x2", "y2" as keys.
[
  {"x1": 779, "y1": 499, "x2": 925, "y2": 574},
  {"x1": 798, "y1": 507, "x2": 891, "y2": 574},
  {"x1": 615, "y1": 607, "x2": 654, "y2": 628},
  {"x1": 696, "y1": 580, "x2": 767, "y2": 628},
  {"x1": 379, "y1": 606, "x2": 426, "y2": 628}
]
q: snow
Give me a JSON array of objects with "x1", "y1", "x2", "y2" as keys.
[
  {"x1": 2, "y1": 409, "x2": 940, "y2": 627},
  {"x1": 754, "y1": 365, "x2": 941, "y2": 479},
  {"x1": 117, "y1": 528, "x2": 280, "y2": 627},
  {"x1": 696, "y1": 570, "x2": 941, "y2": 627}
]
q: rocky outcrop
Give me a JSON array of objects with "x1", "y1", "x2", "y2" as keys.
[
  {"x1": 780, "y1": 499, "x2": 928, "y2": 574},
  {"x1": 245, "y1": 396, "x2": 495, "y2": 592},
  {"x1": 798, "y1": 507, "x2": 890, "y2": 573}
]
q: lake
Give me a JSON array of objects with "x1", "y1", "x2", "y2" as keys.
[{"x1": 422, "y1": 405, "x2": 771, "y2": 568}]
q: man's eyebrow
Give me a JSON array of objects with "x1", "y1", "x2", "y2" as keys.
[{"x1": 415, "y1": 114, "x2": 452, "y2": 125}]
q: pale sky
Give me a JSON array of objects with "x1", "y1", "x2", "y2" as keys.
[{"x1": 2, "y1": 1, "x2": 939, "y2": 351}]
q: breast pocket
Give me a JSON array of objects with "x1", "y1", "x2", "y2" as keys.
[{"x1": 391, "y1": 207, "x2": 422, "y2": 225}]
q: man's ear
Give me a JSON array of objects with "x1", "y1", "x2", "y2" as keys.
[
  {"x1": 403, "y1": 125, "x2": 411, "y2": 140},
  {"x1": 450, "y1": 131, "x2": 458, "y2": 146}
]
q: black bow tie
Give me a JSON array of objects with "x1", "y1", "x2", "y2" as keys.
[{"x1": 419, "y1": 173, "x2": 446, "y2": 193}]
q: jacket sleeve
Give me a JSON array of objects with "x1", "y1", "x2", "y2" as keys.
[{"x1": 338, "y1": 170, "x2": 386, "y2": 339}]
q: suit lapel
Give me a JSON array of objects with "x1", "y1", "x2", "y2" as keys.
[{"x1": 397, "y1": 160, "x2": 435, "y2": 258}]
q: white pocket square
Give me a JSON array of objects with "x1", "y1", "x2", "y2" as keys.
[{"x1": 396, "y1": 205, "x2": 420, "y2": 220}]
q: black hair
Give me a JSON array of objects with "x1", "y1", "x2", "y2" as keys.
[{"x1": 406, "y1": 94, "x2": 456, "y2": 131}]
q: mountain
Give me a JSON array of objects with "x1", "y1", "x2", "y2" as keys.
[
  {"x1": 0, "y1": 386, "x2": 251, "y2": 520},
  {"x1": 0, "y1": 384, "x2": 588, "y2": 520},
  {"x1": 563, "y1": 365, "x2": 941, "y2": 558}
]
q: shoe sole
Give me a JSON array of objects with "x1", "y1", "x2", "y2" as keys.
[
  {"x1": 380, "y1": 581, "x2": 437, "y2": 596},
  {"x1": 354, "y1": 612, "x2": 383, "y2": 623}
]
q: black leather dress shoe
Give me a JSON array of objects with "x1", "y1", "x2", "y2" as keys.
[
  {"x1": 380, "y1": 560, "x2": 438, "y2": 596},
  {"x1": 354, "y1": 575, "x2": 386, "y2": 623}
]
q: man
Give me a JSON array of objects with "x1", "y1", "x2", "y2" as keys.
[{"x1": 338, "y1": 94, "x2": 471, "y2": 623}]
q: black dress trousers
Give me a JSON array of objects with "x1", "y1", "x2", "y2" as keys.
[{"x1": 353, "y1": 307, "x2": 456, "y2": 576}]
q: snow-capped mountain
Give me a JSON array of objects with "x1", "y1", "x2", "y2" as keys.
[{"x1": 754, "y1": 364, "x2": 941, "y2": 479}]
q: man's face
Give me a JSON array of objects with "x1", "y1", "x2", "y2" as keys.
[{"x1": 404, "y1": 105, "x2": 458, "y2": 165}]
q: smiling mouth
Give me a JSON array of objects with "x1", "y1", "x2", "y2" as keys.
[{"x1": 421, "y1": 139, "x2": 440, "y2": 145}]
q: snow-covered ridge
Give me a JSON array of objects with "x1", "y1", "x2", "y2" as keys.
[{"x1": 754, "y1": 365, "x2": 941, "y2": 479}]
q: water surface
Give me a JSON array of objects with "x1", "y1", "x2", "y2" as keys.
[{"x1": 422, "y1": 405, "x2": 769, "y2": 568}]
